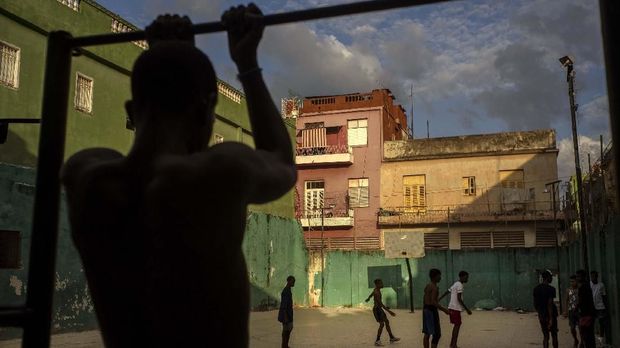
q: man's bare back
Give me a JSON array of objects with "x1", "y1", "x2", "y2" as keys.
[
  {"x1": 62, "y1": 6, "x2": 296, "y2": 347},
  {"x1": 424, "y1": 282, "x2": 439, "y2": 306}
]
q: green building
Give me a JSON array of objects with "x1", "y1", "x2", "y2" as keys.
[{"x1": 0, "y1": 0, "x2": 306, "y2": 337}]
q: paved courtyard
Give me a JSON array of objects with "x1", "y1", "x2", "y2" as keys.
[{"x1": 1, "y1": 308, "x2": 574, "y2": 347}]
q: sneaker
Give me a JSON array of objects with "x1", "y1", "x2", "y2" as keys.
[
  {"x1": 375, "y1": 340, "x2": 384, "y2": 346},
  {"x1": 390, "y1": 337, "x2": 401, "y2": 343}
]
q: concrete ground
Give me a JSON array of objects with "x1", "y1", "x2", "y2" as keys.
[{"x1": 0, "y1": 308, "x2": 574, "y2": 347}]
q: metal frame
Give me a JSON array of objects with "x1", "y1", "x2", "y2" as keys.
[{"x1": 0, "y1": 0, "x2": 617, "y2": 346}]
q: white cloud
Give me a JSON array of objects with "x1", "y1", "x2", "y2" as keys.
[{"x1": 557, "y1": 135, "x2": 603, "y2": 180}]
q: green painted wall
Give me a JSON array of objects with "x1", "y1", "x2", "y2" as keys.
[
  {"x1": 0, "y1": 163, "x2": 306, "y2": 338},
  {"x1": 0, "y1": 0, "x2": 295, "y2": 218},
  {"x1": 243, "y1": 213, "x2": 309, "y2": 309},
  {"x1": 314, "y1": 248, "x2": 558, "y2": 311}
]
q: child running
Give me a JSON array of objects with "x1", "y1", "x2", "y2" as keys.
[
  {"x1": 365, "y1": 279, "x2": 401, "y2": 346},
  {"x1": 440, "y1": 271, "x2": 472, "y2": 348},
  {"x1": 423, "y1": 269, "x2": 450, "y2": 348}
]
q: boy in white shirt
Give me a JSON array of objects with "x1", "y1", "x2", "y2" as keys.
[
  {"x1": 440, "y1": 271, "x2": 472, "y2": 348},
  {"x1": 590, "y1": 271, "x2": 608, "y2": 342}
]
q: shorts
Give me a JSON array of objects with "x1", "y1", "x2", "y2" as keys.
[
  {"x1": 449, "y1": 309, "x2": 462, "y2": 325},
  {"x1": 373, "y1": 307, "x2": 387, "y2": 323},
  {"x1": 568, "y1": 310, "x2": 579, "y2": 329},
  {"x1": 422, "y1": 306, "x2": 441, "y2": 337},
  {"x1": 538, "y1": 315, "x2": 558, "y2": 334},
  {"x1": 282, "y1": 321, "x2": 294, "y2": 332}
]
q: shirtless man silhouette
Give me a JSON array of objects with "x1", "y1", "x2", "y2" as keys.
[{"x1": 61, "y1": 4, "x2": 296, "y2": 347}]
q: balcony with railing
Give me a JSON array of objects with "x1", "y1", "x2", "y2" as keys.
[
  {"x1": 296, "y1": 126, "x2": 353, "y2": 166},
  {"x1": 300, "y1": 207, "x2": 355, "y2": 228},
  {"x1": 378, "y1": 202, "x2": 564, "y2": 226}
]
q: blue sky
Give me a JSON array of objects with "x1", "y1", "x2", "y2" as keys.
[{"x1": 96, "y1": 0, "x2": 610, "y2": 180}]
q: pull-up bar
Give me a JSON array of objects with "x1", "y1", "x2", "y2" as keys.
[{"x1": 71, "y1": 0, "x2": 451, "y2": 47}]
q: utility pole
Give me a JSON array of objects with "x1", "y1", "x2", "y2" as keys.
[
  {"x1": 410, "y1": 84, "x2": 414, "y2": 139},
  {"x1": 320, "y1": 206, "x2": 325, "y2": 308},
  {"x1": 559, "y1": 56, "x2": 589, "y2": 273}
]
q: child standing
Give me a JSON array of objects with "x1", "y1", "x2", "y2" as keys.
[
  {"x1": 440, "y1": 271, "x2": 472, "y2": 348},
  {"x1": 365, "y1": 279, "x2": 401, "y2": 346}
]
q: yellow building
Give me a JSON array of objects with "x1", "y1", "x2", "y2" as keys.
[{"x1": 379, "y1": 129, "x2": 562, "y2": 250}]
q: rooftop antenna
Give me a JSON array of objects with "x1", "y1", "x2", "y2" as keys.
[{"x1": 409, "y1": 84, "x2": 414, "y2": 139}]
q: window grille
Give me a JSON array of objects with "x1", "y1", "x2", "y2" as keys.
[
  {"x1": 75, "y1": 73, "x2": 93, "y2": 113},
  {"x1": 0, "y1": 41, "x2": 20, "y2": 88}
]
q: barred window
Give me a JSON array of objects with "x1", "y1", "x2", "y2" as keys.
[
  {"x1": 0, "y1": 41, "x2": 20, "y2": 88},
  {"x1": 75, "y1": 73, "x2": 93, "y2": 113},
  {"x1": 111, "y1": 19, "x2": 148, "y2": 49}
]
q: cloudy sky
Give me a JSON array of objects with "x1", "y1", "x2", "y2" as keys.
[{"x1": 97, "y1": 0, "x2": 610, "y2": 181}]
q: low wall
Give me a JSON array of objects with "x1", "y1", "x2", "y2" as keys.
[{"x1": 310, "y1": 248, "x2": 559, "y2": 311}]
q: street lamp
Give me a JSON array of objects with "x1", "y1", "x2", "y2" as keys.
[{"x1": 558, "y1": 55, "x2": 589, "y2": 273}]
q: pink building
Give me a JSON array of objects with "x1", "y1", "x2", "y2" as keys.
[{"x1": 294, "y1": 89, "x2": 409, "y2": 250}]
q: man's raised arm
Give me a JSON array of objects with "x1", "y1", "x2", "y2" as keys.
[{"x1": 222, "y1": 4, "x2": 296, "y2": 202}]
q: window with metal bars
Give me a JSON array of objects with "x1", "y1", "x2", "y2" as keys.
[
  {"x1": 0, "y1": 41, "x2": 20, "y2": 89},
  {"x1": 304, "y1": 180, "x2": 324, "y2": 217},
  {"x1": 462, "y1": 176, "x2": 476, "y2": 196},
  {"x1": 75, "y1": 73, "x2": 93, "y2": 113},
  {"x1": 348, "y1": 178, "x2": 369, "y2": 208}
]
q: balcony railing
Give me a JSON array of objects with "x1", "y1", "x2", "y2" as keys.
[
  {"x1": 378, "y1": 203, "x2": 564, "y2": 225},
  {"x1": 296, "y1": 145, "x2": 353, "y2": 166},
  {"x1": 300, "y1": 208, "x2": 354, "y2": 228}
]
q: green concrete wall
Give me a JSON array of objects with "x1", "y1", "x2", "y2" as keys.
[
  {"x1": 244, "y1": 213, "x2": 309, "y2": 309},
  {"x1": 0, "y1": 163, "x2": 306, "y2": 338},
  {"x1": 314, "y1": 248, "x2": 558, "y2": 311}
]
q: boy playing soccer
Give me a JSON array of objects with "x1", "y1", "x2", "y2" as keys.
[
  {"x1": 423, "y1": 269, "x2": 450, "y2": 348},
  {"x1": 440, "y1": 271, "x2": 472, "y2": 348},
  {"x1": 365, "y1": 279, "x2": 401, "y2": 346}
]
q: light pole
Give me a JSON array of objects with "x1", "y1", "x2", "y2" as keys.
[
  {"x1": 320, "y1": 203, "x2": 335, "y2": 308},
  {"x1": 559, "y1": 56, "x2": 589, "y2": 273}
]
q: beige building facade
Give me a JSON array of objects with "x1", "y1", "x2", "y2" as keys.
[{"x1": 379, "y1": 129, "x2": 562, "y2": 250}]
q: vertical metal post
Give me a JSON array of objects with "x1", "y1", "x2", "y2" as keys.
[
  {"x1": 562, "y1": 61, "x2": 589, "y2": 274},
  {"x1": 23, "y1": 31, "x2": 73, "y2": 348},
  {"x1": 320, "y1": 206, "x2": 324, "y2": 308},
  {"x1": 405, "y1": 258, "x2": 414, "y2": 313},
  {"x1": 598, "y1": 0, "x2": 620, "y2": 218}
]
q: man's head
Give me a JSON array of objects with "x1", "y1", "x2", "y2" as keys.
[
  {"x1": 576, "y1": 269, "x2": 588, "y2": 284},
  {"x1": 591, "y1": 271, "x2": 599, "y2": 284},
  {"x1": 569, "y1": 275, "x2": 577, "y2": 288},
  {"x1": 127, "y1": 41, "x2": 218, "y2": 151},
  {"x1": 429, "y1": 268, "x2": 441, "y2": 283},
  {"x1": 459, "y1": 271, "x2": 469, "y2": 283},
  {"x1": 541, "y1": 270, "x2": 553, "y2": 284},
  {"x1": 374, "y1": 278, "x2": 384, "y2": 289},
  {"x1": 286, "y1": 276, "x2": 296, "y2": 287}
]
